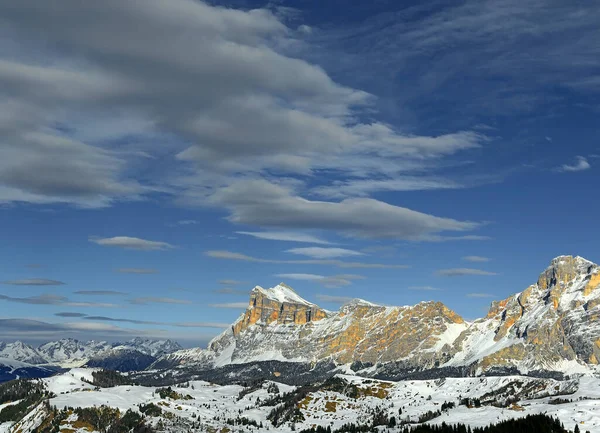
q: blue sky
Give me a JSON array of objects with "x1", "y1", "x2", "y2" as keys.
[{"x1": 0, "y1": 0, "x2": 598, "y2": 347}]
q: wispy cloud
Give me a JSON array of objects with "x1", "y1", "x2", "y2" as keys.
[
  {"x1": 55, "y1": 312, "x2": 87, "y2": 317},
  {"x1": 208, "y1": 302, "x2": 248, "y2": 309},
  {"x1": 418, "y1": 235, "x2": 492, "y2": 242},
  {"x1": 409, "y1": 286, "x2": 442, "y2": 291},
  {"x1": 168, "y1": 219, "x2": 199, "y2": 227},
  {"x1": 313, "y1": 176, "x2": 464, "y2": 199},
  {"x1": 2, "y1": 278, "x2": 65, "y2": 286},
  {"x1": 116, "y1": 268, "x2": 159, "y2": 274},
  {"x1": 275, "y1": 273, "x2": 365, "y2": 288},
  {"x1": 315, "y1": 294, "x2": 354, "y2": 304},
  {"x1": 206, "y1": 250, "x2": 409, "y2": 269},
  {"x1": 557, "y1": 156, "x2": 591, "y2": 173},
  {"x1": 466, "y1": 293, "x2": 496, "y2": 298},
  {"x1": 236, "y1": 231, "x2": 331, "y2": 244},
  {"x1": 0, "y1": 318, "x2": 167, "y2": 340},
  {"x1": 90, "y1": 236, "x2": 176, "y2": 251},
  {"x1": 213, "y1": 287, "x2": 249, "y2": 295},
  {"x1": 129, "y1": 297, "x2": 192, "y2": 305},
  {"x1": 462, "y1": 255, "x2": 490, "y2": 262},
  {"x1": 361, "y1": 245, "x2": 397, "y2": 256},
  {"x1": 74, "y1": 290, "x2": 127, "y2": 296},
  {"x1": 0, "y1": 293, "x2": 118, "y2": 308},
  {"x1": 218, "y1": 279, "x2": 246, "y2": 286},
  {"x1": 285, "y1": 247, "x2": 363, "y2": 259},
  {"x1": 83, "y1": 315, "x2": 229, "y2": 329},
  {"x1": 436, "y1": 268, "x2": 498, "y2": 277}
]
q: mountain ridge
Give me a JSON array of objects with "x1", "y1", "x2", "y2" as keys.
[
  {"x1": 0, "y1": 337, "x2": 183, "y2": 369},
  {"x1": 156, "y1": 255, "x2": 600, "y2": 377}
]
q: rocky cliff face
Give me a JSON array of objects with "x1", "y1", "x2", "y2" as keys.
[
  {"x1": 162, "y1": 283, "x2": 468, "y2": 369},
  {"x1": 447, "y1": 255, "x2": 600, "y2": 373},
  {"x1": 231, "y1": 284, "x2": 328, "y2": 337},
  {"x1": 158, "y1": 255, "x2": 600, "y2": 376}
]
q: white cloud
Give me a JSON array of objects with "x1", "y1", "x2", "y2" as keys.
[
  {"x1": 436, "y1": 268, "x2": 498, "y2": 276},
  {"x1": 90, "y1": 236, "x2": 175, "y2": 250},
  {"x1": 236, "y1": 231, "x2": 331, "y2": 244},
  {"x1": 313, "y1": 176, "x2": 463, "y2": 199},
  {"x1": 275, "y1": 273, "x2": 364, "y2": 288},
  {"x1": 218, "y1": 279, "x2": 246, "y2": 285},
  {"x1": 408, "y1": 286, "x2": 442, "y2": 291},
  {"x1": 285, "y1": 247, "x2": 363, "y2": 259},
  {"x1": 211, "y1": 179, "x2": 483, "y2": 240},
  {"x1": 0, "y1": 0, "x2": 489, "y2": 233},
  {"x1": 206, "y1": 250, "x2": 409, "y2": 269},
  {"x1": 462, "y1": 255, "x2": 490, "y2": 262},
  {"x1": 558, "y1": 156, "x2": 591, "y2": 173},
  {"x1": 466, "y1": 293, "x2": 496, "y2": 298}
]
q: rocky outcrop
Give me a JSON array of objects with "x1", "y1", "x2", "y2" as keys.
[
  {"x1": 448, "y1": 255, "x2": 600, "y2": 373},
  {"x1": 232, "y1": 284, "x2": 328, "y2": 336}
]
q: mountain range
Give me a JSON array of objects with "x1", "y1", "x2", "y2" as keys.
[
  {"x1": 153, "y1": 255, "x2": 600, "y2": 380},
  {"x1": 0, "y1": 337, "x2": 183, "y2": 373},
  {"x1": 2, "y1": 255, "x2": 599, "y2": 384}
]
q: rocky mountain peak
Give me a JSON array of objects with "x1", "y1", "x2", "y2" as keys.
[
  {"x1": 339, "y1": 298, "x2": 381, "y2": 313},
  {"x1": 537, "y1": 255, "x2": 595, "y2": 292},
  {"x1": 232, "y1": 283, "x2": 328, "y2": 336},
  {"x1": 251, "y1": 283, "x2": 315, "y2": 306}
]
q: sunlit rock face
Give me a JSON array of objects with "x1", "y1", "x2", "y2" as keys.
[
  {"x1": 232, "y1": 284, "x2": 328, "y2": 336},
  {"x1": 448, "y1": 256, "x2": 600, "y2": 372},
  {"x1": 157, "y1": 255, "x2": 600, "y2": 375},
  {"x1": 206, "y1": 284, "x2": 468, "y2": 368}
]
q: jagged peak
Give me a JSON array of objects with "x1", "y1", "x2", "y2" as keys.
[
  {"x1": 341, "y1": 298, "x2": 381, "y2": 308},
  {"x1": 251, "y1": 283, "x2": 315, "y2": 306},
  {"x1": 548, "y1": 255, "x2": 595, "y2": 270}
]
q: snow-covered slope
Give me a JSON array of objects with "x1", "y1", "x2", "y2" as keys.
[
  {"x1": 0, "y1": 358, "x2": 55, "y2": 382},
  {"x1": 7, "y1": 368, "x2": 600, "y2": 433}
]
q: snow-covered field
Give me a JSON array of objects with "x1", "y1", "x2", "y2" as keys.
[{"x1": 3, "y1": 369, "x2": 600, "y2": 433}]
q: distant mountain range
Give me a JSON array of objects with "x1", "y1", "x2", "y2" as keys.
[
  {"x1": 152, "y1": 255, "x2": 600, "y2": 381},
  {"x1": 0, "y1": 337, "x2": 183, "y2": 381}
]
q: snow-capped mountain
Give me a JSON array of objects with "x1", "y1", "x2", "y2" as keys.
[
  {"x1": 37, "y1": 338, "x2": 113, "y2": 366},
  {"x1": 156, "y1": 255, "x2": 600, "y2": 376},
  {"x1": 446, "y1": 255, "x2": 600, "y2": 373},
  {"x1": 0, "y1": 337, "x2": 182, "y2": 369},
  {"x1": 0, "y1": 341, "x2": 47, "y2": 365},
  {"x1": 114, "y1": 337, "x2": 183, "y2": 358}
]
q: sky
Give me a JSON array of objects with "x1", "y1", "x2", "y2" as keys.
[{"x1": 0, "y1": 0, "x2": 598, "y2": 347}]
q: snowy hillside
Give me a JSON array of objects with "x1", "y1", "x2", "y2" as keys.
[{"x1": 2, "y1": 368, "x2": 600, "y2": 433}]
